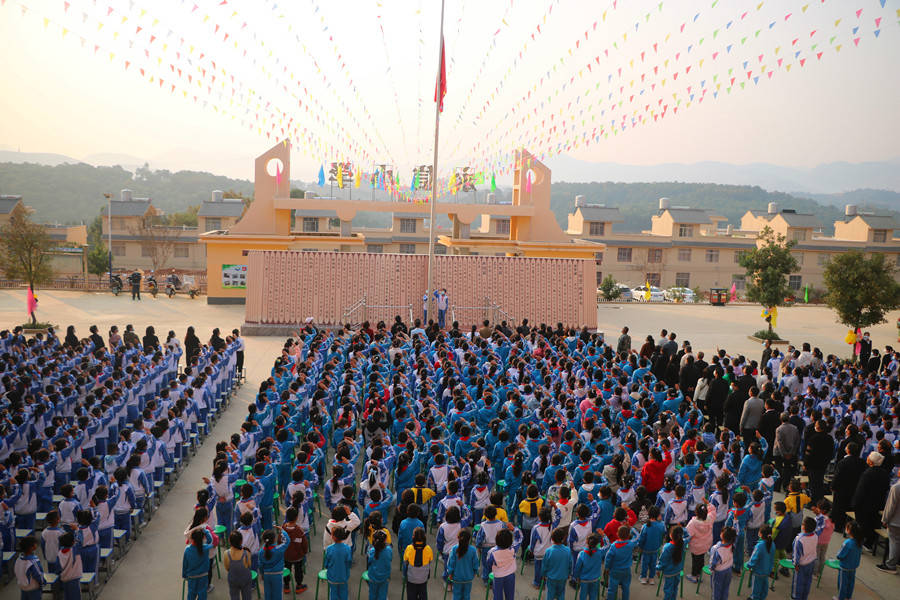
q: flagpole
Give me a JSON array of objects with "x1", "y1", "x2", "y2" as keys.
[{"x1": 426, "y1": 0, "x2": 445, "y2": 326}]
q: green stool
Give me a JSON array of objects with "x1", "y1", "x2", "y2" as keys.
[
  {"x1": 520, "y1": 549, "x2": 532, "y2": 575},
  {"x1": 483, "y1": 574, "x2": 495, "y2": 600},
  {"x1": 314, "y1": 491, "x2": 323, "y2": 516},
  {"x1": 252, "y1": 570, "x2": 260, "y2": 599},
  {"x1": 214, "y1": 525, "x2": 227, "y2": 565},
  {"x1": 634, "y1": 551, "x2": 642, "y2": 574},
  {"x1": 283, "y1": 568, "x2": 298, "y2": 600},
  {"x1": 243, "y1": 465, "x2": 253, "y2": 474},
  {"x1": 273, "y1": 491, "x2": 281, "y2": 522},
  {"x1": 777, "y1": 558, "x2": 795, "y2": 581},
  {"x1": 694, "y1": 565, "x2": 712, "y2": 594},
  {"x1": 656, "y1": 570, "x2": 683, "y2": 598},
  {"x1": 315, "y1": 569, "x2": 329, "y2": 600},
  {"x1": 736, "y1": 562, "x2": 752, "y2": 595},
  {"x1": 443, "y1": 579, "x2": 452, "y2": 600},
  {"x1": 496, "y1": 480, "x2": 506, "y2": 493},
  {"x1": 816, "y1": 558, "x2": 840, "y2": 588},
  {"x1": 536, "y1": 577, "x2": 546, "y2": 600},
  {"x1": 356, "y1": 570, "x2": 370, "y2": 600}
]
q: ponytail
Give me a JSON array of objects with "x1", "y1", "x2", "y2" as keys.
[
  {"x1": 456, "y1": 529, "x2": 472, "y2": 558},
  {"x1": 670, "y1": 526, "x2": 684, "y2": 564},
  {"x1": 191, "y1": 529, "x2": 205, "y2": 554},
  {"x1": 262, "y1": 530, "x2": 276, "y2": 561},
  {"x1": 759, "y1": 524, "x2": 773, "y2": 554},
  {"x1": 330, "y1": 465, "x2": 343, "y2": 494}
]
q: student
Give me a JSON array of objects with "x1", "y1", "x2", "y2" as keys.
[
  {"x1": 398, "y1": 505, "x2": 425, "y2": 557},
  {"x1": 834, "y1": 520, "x2": 863, "y2": 600},
  {"x1": 724, "y1": 491, "x2": 750, "y2": 573},
  {"x1": 366, "y1": 530, "x2": 393, "y2": 600},
  {"x1": 573, "y1": 533, "x2": 604, "y2": 600},
  {"x1": 745, "y1": 524, "x2": 774, "y2": 600},
  {"x1": 238, "y1": 510, "x2": 261, "y2": 571},
  {"x1": 258, "y1": 528, "x2": 289, "y2": 600},
  {"x1": 224, "y1": 531, "x2": 254, "y2": 600},
  {"x1": 790, "y1": 517, "x2": 818, "y2": 600},
  {"x1": 603, "y1": 525, "x2": 638, "y2": 600},
  {"x1": 519, "y1": 485, "x2": 544, "y2": 559},
  {"x1": 745, "y1": 489, "x2": 767, "y2": 554},
  {"x1": 663, "y1": 485, "x2": 690, "y2": 527},
  {"x1": 685, "y1": 501, "x2": 715, "y2": 583},
  {"x1": 403, "y1": 527, "x2": 433, "y2": 600},
  {"x1": 486, "y1": 528, "x2": 517, "y2": 600},
  {"x1": 40, "y1": 510, "x2": 63, "y2": 575},
  {"x1": 783, "y1": 479, "x2": 810, "y2": 537},
  {"x1": 476, "y1": 506, "x2": 507, "y2": 582},
  {"x1": 811, "y1": 498, "x2": 834, "y2": 577},
  {"x1": 436, "y1": 506, "x2": 463, "y2": 578},
  {"x1": 58, "y1": 532, "x2": 83, "y2": 600},
  {"x1": 542, "y1": 528, "x2": 572, "y2": 600},
  {"x1": 282, "y1": 506, "x2": 309, "y2": 594},
  {"x1": 447, "y1": 529, "x2": 479, "y2": 600},
  {"x1": 325, "y1": 527, "x2": 353, "y2": 600},
  {"x1": 14, "y1": 536, "x2": 45, "y2": 600},
  {"x1": 182, "y1": 528, "x2": 214, "y2": 600},
  {"x1": 637, "y1": 505, "x2": 666, "y2": 584},
  {"x1": 709, "y1": 526, "x2": 736, "y2": 600},
  {"x1": 656, "y1": 526, "x2": 685, "y2": 600},
  {"x1": 528, "y1": 507, "x2": 554, "y2": 588},
  {"x1": 75, "y1": 509, "x2": 100, "y2": 574}
]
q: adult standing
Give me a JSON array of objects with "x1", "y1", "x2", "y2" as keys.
[
  {"x1": 723, "y1": 379, "x2": 743, "y2": 434},
  {"x1": 803, "y1": 419, "x2": 834, "y2": 502},
  {"x1": 877, "y1": 476, "x2": 900, "y2": 573},
  {"x1": 758, "y1": 399, "x2": 781, "y2": 463},
  {"x1": 760, "y1": 339, "x2": 772, "y2": 370},
  {"x1": 128, "y1": 269, "x2": 142, "y2": 300},
  {"x1": 184, "y1": 326, "x2": 201, "y2": 364},
  {"x1": 123, "y1": 324, "x2": 140, "y2": 347},
  {"x1": 772, "y1": 412, "x2": 800, "y2": 492},
  {"x1": 830, "y1": 442, "x2": 866, "y2": 531},
  {"x1": 739, "y1": 386, "x2": 764, "y2": 445},
  {"x1": 858, "y1": 332, "x2": 872, "y2": 368},
  {"x1": 142, "y1": 325, "x2": 160, "y2": 351},
  {"x1": 705, "y1": 367, "x2": 729, "y2": 430},
  {"x1": 852, "y1": 452, "x2": 891, "y2": 550},
  {"x1": 209, "y1": 328, "x2": 226, "y2": 352},
  {"x1": 435, "y1": 289, "x2": 449, "y2": 329}
]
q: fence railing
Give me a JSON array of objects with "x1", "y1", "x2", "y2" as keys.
[
  {"x1": 340, "y1": 296, "x2": 413, "y2": 326},
  {"x1": 0, "y1": 275, "x2": 208, "y2": 293}
]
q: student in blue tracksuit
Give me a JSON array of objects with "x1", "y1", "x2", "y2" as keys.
[
  {"x1": 529, "y1": 508, "x2": 554, "y2": 588},
  {"x1": 574, "y1": 534, "x2": 605, "y2": 600},
  {"x1": 835, "y1": 521, "x2": 862, "y2": 600},
  {"x1": 366, "y1": 530, "x2": 393, "y2": 600},
  {"x1": 182, "y1": 528, "x2": 214, "y2": 600},
  {"x1": 603, "y1": 526, "x2": 638, "y2": 600},
  {"x1": 542, "y1": 528, "x2": 573, "y2": 600},
  {"x1": 709, "y1": 527, "x2": 736, "y2": 600},
  {"x1": 791, "y1": 517, "x2": 818, "y2": 600},
  {"x1": 745, "y1": 525, "x2": 774, "y2": 600},
  {"x1": 258, "y1": 528, "x2": 289, "y2": 600},
  {"x1": 637, "y1": 506, "x2": 666, "y2": 584},
  {"x1": 325, "y1": 528, "x2": 353, "y2": 600},
  {"x1": 655, "y1": 526, "x2": 685, "y2": 600},
  {"x1": 447, "y1": 530, "x2": 480, "y2": 600}
]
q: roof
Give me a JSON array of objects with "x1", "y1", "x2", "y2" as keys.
[
  {"x1": 100, "y1": 200, "x2": 153, "y2": 217},
  {"x1": 0, "y1": 196, "x2": 22, "y2": 214},
  {"x1": 198, "y1": 200, "x2": 245, "y2": 218},
  {"x1": 853, "y1": 214, "x2": 899, "y2": 231},
  {"x1": 295, "y1": 209, "x2": 338, "y2": 218},
  {"x1": 576, "y1": 206, "x2": 624, "y2": 223},
  {"x1": 774, "y1": 212, "x2": 823, "y2": 229},
  {"x1": 660, "y1": 208, "x2": 719, "y2": 224}
]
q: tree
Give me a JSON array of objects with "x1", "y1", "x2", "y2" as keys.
[
  {"x1": 166, "y1": 205, "x2": 199, "y2": 227},
  {"x1": 129, "y1": 215, "x2": 183, "y2": 272},
  {"x1": 823, "y1": 251, "x2": 900, "y2": 356},
  {"x1": 598, "y1": 274, "x2": 621, "y2": 300},
  {"x1": 86, "y1": 241, "x2": 109, "y2": 282},
  {"x1": 223, "y1": 189, "x2": 253, "y2": 209},
  {"x1": 739, "y1": 226, "x2": 799, "y2": 332},
  {"x1": 0, "y1": 205, "x2": 54, "y2": 289}
]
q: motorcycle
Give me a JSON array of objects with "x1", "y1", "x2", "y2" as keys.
[
  {"x1": 165, "y1": 274, "x2": 200, "y2": 299},
  {"x1": 145, "y1": 274, "x2": 159, "y2": 298},
  {"x1": 109, "y1": 274, "x2": 123, "y2": 296}
]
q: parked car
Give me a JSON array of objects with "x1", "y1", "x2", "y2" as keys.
[
  {"x1": 632, "y1": 285, "x2": 665, "y2": 302},
  {"x1": 598, "y1": 283, "x2": 633, "y2": 301},
  {"x1": 664, "y1": 287, "x2": 696, "y2": 303}
]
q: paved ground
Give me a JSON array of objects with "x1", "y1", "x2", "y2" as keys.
[{"x1": 0, "y1": 289, "x2": 896, "y2": 600}]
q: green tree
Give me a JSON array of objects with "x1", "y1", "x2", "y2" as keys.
[
  {"x1": 87, "y1": 215, "x2": 103, "y2": 247},
  {"x1": 290, "y1": 187, "x2": 306, "y2": 198},
  {"x1": 739, "y1": 226, "x2": 799, "y2": 332},
  {"x1": 598, "y1": 274, "x2": 621, "y2": 300},
  {"x1": 166, "y1": 205, "x2": 199, "y2": 227},
  {"x1": 823, "y1": 251, "x2": 900, "y2": 357},
  {"x1": 0, "y1": 205, "x2": 54, "y2": 289},
  {"x1": 86, "y1": 241, "x2": 109, "y2": 282}
]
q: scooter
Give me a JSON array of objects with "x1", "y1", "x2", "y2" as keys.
[
  {"x1": 109, "y1": 274, "x2": 123, "y2": 296},
  {"x1": 146, "y1": 274, "x2": 159, "y2": 298}
]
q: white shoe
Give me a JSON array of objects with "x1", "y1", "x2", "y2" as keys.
[
  {"x1": 648, "y1": 578, "x2": 655, "y2": 585},
  {"x1": 639, "y1": 578, "x2": 648, "y2": 584}
]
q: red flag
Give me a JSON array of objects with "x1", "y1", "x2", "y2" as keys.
[
  {"x1": 26, "y1": 286, "x2": 36, "y2": 316},
  {"x1": 434, "y1": 36, "x2": 446, "y2": 112}
]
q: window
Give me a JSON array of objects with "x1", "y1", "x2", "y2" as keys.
[
  {"x1": 678, "y1": 224, "x2": 693, "y2": 238},
  {"x1": 734, "y1": 250, "x2": 747, "y2": 264},
  {"x1": 789, "y1": 275, "x2": 802, "y2": 291},
  {"x1": 617, "y1": 247, "x2": 632, "y2": 262},
  {"x1": 705, "y1": 249, "x2": 719, "y2": 263},
  {"x1": 793, "y1": 252, "x2": 804, "y2": 265},
  {"x1": 205, "y1": 217, "x2": 222, "y2": 230},
  {"x1": 817, "y1": 253, "x2": 831, "y2": 266},
  {"x1": 112, "y1": 217, "x2": 126, "y2": 230},
  {"x1": 596, "y1": 271, "x2": 603, "y2": 286},
  {"x1": 496, "y1": 219, "x2": 510, "y2": 235},
  {"x1": 732, "y1": 274, "x2": 746, "y2": 291},
  {"x1": 174, "y1": 245, "x2": 189, "y2": 258},
  {"x1": 588, "y1": 222, "x2": 605, "y2": 236},
  {"x1": 141, "y1": 246, "x2": 153, "y2": 258},
  {"x1": 302, "y1": 217, "x2": 319, "y2": 232},
  {"x1": 594, "y1": 252, "x2": 603, "y2": 265},
  {"x1": 399, "y1": 243, "x2": 416, "y2": 254},
  {"x1": 111, "y1": 243, "x2": 126, "y2": 257},
  {"x1": 789, "y1": 229, "x2": 807, "y2": 242},
  {"x1": 434, "y1": 245, "x2": 447, "y2": 255},
  {"x1": 399, "y1": 218, "x2": 417, "y2": 233},
  {"x1": 647, "y1": 249, "x2": 663, "y2": 263},
  {"x1": 367, "y1": 244, "x2": 383, "y2": 254},
  {"x1": 677, "y1": 248, "x2": 691, "y2": 262},
  {"x1": 328, "y1": 218, "x2": 341, "y2": 229},
  {"x1": 873, "y1": 229, "x2": 888, "y2": 243},
  {"x1": 675, "y1": 272, "x2": 690, "y2": 288},
  {"x1": 301, "y1": 248, "x2": 318, "y2": 252},
  {"x1": 646, "y1": 272, "x2": 661, "y2": 287}
]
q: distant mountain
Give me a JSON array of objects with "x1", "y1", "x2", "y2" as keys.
[
  {"x1": 546, "y1": 155, "x2": 900, "y2": 194},
  {"x1": 792, "y1": 188, "x2": 900, "y2": 211},
  {"x1": 0, "y1": 150, "x2": 81, "y2": 167},
  {"x1": 82, "y1": 153, "x2": 147, "y2": 170}
]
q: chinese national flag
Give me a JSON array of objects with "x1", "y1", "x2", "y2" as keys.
[{"x1": 434, "y1": 36, "x2": 446, "y2": 112}]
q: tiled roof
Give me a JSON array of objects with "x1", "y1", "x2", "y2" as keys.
[
  {"x1": 577, "y1": 206, "x2": 624, "y2": 223},
  {"x1": 198, "y1": 200, "x2": 245, "y2": 217},
  {"x1": 0, "y1": 196, "x2": 22, "y2": 214},
  {"x1": 855, "y1": 214, "x2": 899, "y2": 231},
  {"x1": 100, "y1": 200, "x2": 153, "y2": 217},
  {"x1": 662, "y1": 208, "x2": 719, "y2": 224}
]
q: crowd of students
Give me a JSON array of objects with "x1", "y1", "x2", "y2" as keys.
[
  {"x1": 0, "y1": 323, "x2": 241, "y2": 599},
  {"x1": 189, "y1": 316, "x2": 899, "y2": 600}
]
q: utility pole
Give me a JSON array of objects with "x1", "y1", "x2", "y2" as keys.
[
  {"x1": 426, "y1": 0, "x2": 446, "y2": 324},
  {"x1": 104, "y1": 193, "x2": 113, "y2": 279}
]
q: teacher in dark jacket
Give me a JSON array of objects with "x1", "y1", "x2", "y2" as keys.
[
  {"x1": 705, "y1": 367, "x2": 729, "y2": 430},
  {"x1": 852, "y1": 451, "x2": 892, "y2": 550},
  {"x1": 804, "y1": 419, "x2": 834, "y2": 502},
  {"x1": 831, "y1": 442, "x2": 866, "y2": 530}
]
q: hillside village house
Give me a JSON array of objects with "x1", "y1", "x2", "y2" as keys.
[{"x1": 0, "y1": 195, "x2": 87, "y2": 276}]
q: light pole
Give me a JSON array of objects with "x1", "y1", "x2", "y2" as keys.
[{"x1": 104, "y1": 193, "x2": 113, "y2": 279}]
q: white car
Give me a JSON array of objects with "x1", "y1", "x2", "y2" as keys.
[
  {"x1": 632, "y1": 285, "x2": 665, "y2": 302},
  {"x1": 664, "y1": 287, "x2": 696, "y2": 302}
]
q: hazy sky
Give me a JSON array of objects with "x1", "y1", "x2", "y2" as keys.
[{"x1": 1, "y1": 0, "x2": 898, "y2": 182}]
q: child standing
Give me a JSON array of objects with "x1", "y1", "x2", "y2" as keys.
[
  {"x1": 771, "y1": 501, "x2": 793, "y2": 575},
  {"x1": 685, "y1": 501, "x2": 715, "y2": 583},
  {"x1": 574, "y1": 534, "x2": 605, "y2": 600},
  {"x1": 656, "y1": 526, "x2": 686, "y2": 600},
  {"x1": 182, "y1": 528, "x2": 214, "y2": 600},
  {"x1": 791, "y1": 517, "x2": 818, "y2": 600},
  {"x1": 447, "y1": 529, "x2": 479, "y2": 600},
  {"x1": 811, "y1": 499, "x2": 834, "y2": 577},
  {"x1": 603, "y1": 526, "x2": 638, "y2": 600},
  {"x1": 745, "y1": 525, "x2": 774, "y2": 600},
  {"x1": 365, "y1": 530, "x2": 393, "y2": 600},
  {"x1": 745, "y1": 490, "x2": 766, "y2": 555},
  {"x1": 528, "y1": 508, "x2": 553, "y2": 588},
  {"x1": 325, "y1": 528, "x2": 353, "y2": 600},
  {"x1": 834, "y1": 521, "x2": 862, "y2": 600},
  {"x1": 709, "y1": 526, "x2": 736, "y2": 600},
  {"x1": 58, "y1": 532, "x2": 83, "y2": 600},
  {"x1": 40, "y1": 510, "x2": 63, "y2": 575},
  {"x1": 403, "y1": 527, "x2": 433, "y2": 600},
  {"x1": 282, "y1": 506, "x2": 309, "y2": 594},
  {"x1": 486, "y1": 529, "x2": 517, "y2": 600},
  {"x1": 519, "y1": 485, "x2": 544, "y2": 559},
  {"x1": 542, "y1": 528, "x2": 572, "y2": 600},
  {"x1": 224, "y1": 531, "x2": 254, "y2": 600},
  {"x1": 14, "y1": 537, "x2": 45, "y2": 600},
  {"x1": 258, "y1": 528, "x2": 289, "y2": 600},
  {"x1": 637, "y1": 506, "x2": 666, "y2": 585}
]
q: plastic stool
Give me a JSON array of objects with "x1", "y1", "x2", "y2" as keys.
[
  {"x1": 315, "y1": 569, "x2": 329, "y2": 600},
  {"x1": 483, "y1": 574, "x2": 495, "y2": 600},
  {"x1": 816, "y1": 558, "x2": 840, "y2": 588},
  {"x1": 656, "y1": 570, "x2": 683, "y2": 598},
  {"x1": 694, "y1": 565, "x2": 712, "y2": 594},
  {"x1": 736, "y1": 562, "x2": 752, "y2": 595},
  {"x1": 356, "y1": 570, "x2": 370, "y2": 600},
  {"x1": 284, "y1": 568, "x2": 298, "y2": 600}
]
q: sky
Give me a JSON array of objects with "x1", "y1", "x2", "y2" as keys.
[{"x1": 1, "y1": 0, "x2": 898, "y2": 182}]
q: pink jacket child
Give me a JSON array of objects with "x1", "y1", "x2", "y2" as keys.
[{"x1": 686, "y1": 503, "x2": 716, "y2": 556}]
